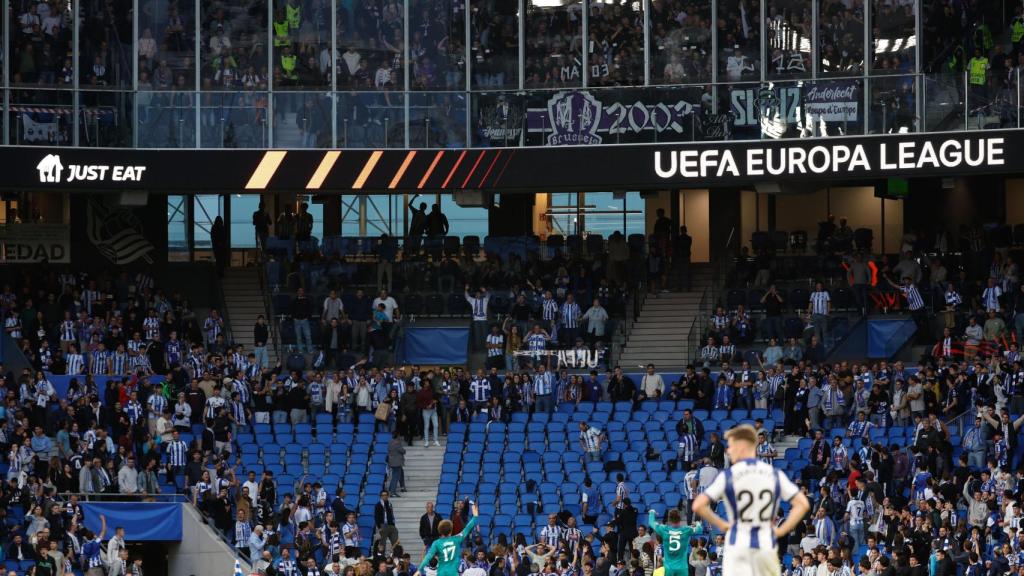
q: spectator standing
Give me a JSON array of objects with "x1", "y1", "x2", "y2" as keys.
[
  {"x1": 291, "y1": 288, "x2": 313, "y2": 354},
  {"x1": 252, "y1": 202, "x2": 271, "y2": 253},
  {"x1": 349, "y1": 289, "x2": 372, "y2": 353},
  {"x1": 578, "y1": 421, "x2": 605, "y2": 462},
  {"x1": 420, "y1": 502, "x2": 441, "y2": 549},
  {"x1": 387, "y1": 432, "x2": 406, "y2": 496},
  {"x1": 581, "y1": 298, "x2": 609, "y2": 346},
  {"x1": 640, "y1": 364, "x2": 664, "y2": 401},
  {"x1": 418, "y1": 380, "x2": 439, "y2": 447},
  {"x1": 465, "y1": 285, "x2": 490, "y2": 352},
  {"x1": 374, "y1": 490, "x2": 399, "y2": 553},
  {"x1": 808, "y1": 282, "x2": 831, "y2": 342},
  {"x1": 210, "y1": 216, "x2": 228, "y2": 277}
]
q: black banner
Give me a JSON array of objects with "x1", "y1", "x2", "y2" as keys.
[
  {"x1": 6, "y1": 130, "x2": 1023, "y2": 193},
  {"x1": 69, "y1": 195, "x2": 168, "y2": 267}
]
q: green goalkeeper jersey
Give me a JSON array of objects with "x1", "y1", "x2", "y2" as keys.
[
  {"x1": 649, "y1": 510, "x2": 702, "y2": 575},
  {"x1": 420, "y1": 516, "x2": 479, "y2": 576}
]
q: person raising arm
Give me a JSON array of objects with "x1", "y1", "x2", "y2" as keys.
[{"x1": 414, "y1": 502, "x2": 480, "y2": 576}]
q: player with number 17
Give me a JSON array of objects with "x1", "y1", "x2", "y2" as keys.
[{"x1": 414, "y1": 501, "x2": 480, "y2": 576}]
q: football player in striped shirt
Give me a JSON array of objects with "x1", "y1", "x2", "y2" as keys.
[
  {"x1": 165, "y1": 331, "x2": 183, "y2": 366},
  {"x1": 692, "y1": 425, "x2": 810, "y2": 576},
  {"x1": 90, "y1": 344, "x2": 109, "y2": 376},
  {"x1": 66, "y1": 344, "x2": 85, "y2": 375},
  {"x1": 143, "y1": 309, "x2": 160, "y2": 341},
  {"x1": 59, "y1": 311, "x2": 76, "y2": 353},
  {"x1": 755, "y1": 431, "x2": 777, "y2": 464}
]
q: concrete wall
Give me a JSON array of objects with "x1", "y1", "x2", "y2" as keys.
[{"x1": 167, "y1": 505, "x2": 249, "y2": 576}]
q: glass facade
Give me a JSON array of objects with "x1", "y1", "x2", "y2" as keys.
[{"x1": 1, "y1": 0, "x2": 1018, "y2": 148}]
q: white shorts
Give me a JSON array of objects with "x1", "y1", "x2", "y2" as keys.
[{"x1": 722, "y1": 545, "x2": 781, "y2": 576}]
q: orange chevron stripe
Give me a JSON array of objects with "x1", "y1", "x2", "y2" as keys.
[
  {"x1": 351, "y1": 150, "x2": 383, "y2": 189},
  {"x1": 417, "y1": 151, "x2": 445, "y2": 189},
  {"x1": 388, "y1": 151, "x2": 417, "y2": 189},
  {"x1": 305, "y1": 151, "x2": 341, "y2": 189},
  {"x1": 441, "y1": 150, "x2": 468, "y2": 189},
  {"x1": 461, "y1": 151, "x2": 486, "y2": 188},
  {"x1": 244, "y1": 151, "x2": 287, "y2": 189}
]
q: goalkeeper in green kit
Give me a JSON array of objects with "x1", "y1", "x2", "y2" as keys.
[
  {"x1": 414, "y1": 501, "x2": 479, "y2": 576},
  {"x1": 649, "y1": 508, "x2": 702, "y2": 576}
]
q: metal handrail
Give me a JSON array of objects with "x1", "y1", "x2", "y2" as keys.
[{"x1": 256, "y1": 249, "x2": 283, "y2": 363}]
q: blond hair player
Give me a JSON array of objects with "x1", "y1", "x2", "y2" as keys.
[{"x1": 691, "y1": 424, "x2": 810, "y2": 576}]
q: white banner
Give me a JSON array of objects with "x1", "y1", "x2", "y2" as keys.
[
  {"x1": 22, "y1": 115, "x2": 60, "y2": 143},
  {"x1": 0, "y1": 224, "x2": 71, "y2": 263}
]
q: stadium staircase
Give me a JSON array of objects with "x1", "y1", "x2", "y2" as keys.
[
  {"x1": 391, "y1": 439, "x2": 447, "y2": 562},
  {"x1": 618, "y1": 267, "x2": 714, "y2": 369},
  {"x1": 224, "y1": 267, "x2": 279, "y2": 365}
]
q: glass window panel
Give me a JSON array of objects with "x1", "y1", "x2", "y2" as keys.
[
  {"x1": 440, "y1": 194, "x2": 488, "y2": 238},
  {"x1": 868, "y1": 75, "x2": 915, "y2": 133},
  {"x1": 340, "y1": 195, "x2": 360, "y2": 236},
  {"x1": 167, "y1": 195, "x2": 190, "y2": 259},
  {"x1": 922, "y1": 72, "x2": 963, "y2": 132},
  {"x1": 470, "y1": 91, "x2": 525, "y2": 147},
  {"x1": 525, "y1": 0, "x2": 582, "y2": 88},
  {"x1": 193, "y1": 194, "x2": 223, "y2": 250},
  {"x1": 77, "y1": 90, "x2": 132, "y2": 146},
  {"x1": 648, "y1": 0, "x2": 711, "y2": 85},
  {"x1": 548, "y1": 192, "x2": 578, "y2": 236},
  {"x1": 79, "y1": 0, "x2": 133, "y2": 87},
  {"x1": 765, "y1": 0, "x2": 810, "y2": 79},
  {"x1": 272, "y1": 91, "x2": 332, "y2": 147},
  {"x1": 921, "y1": 1, "x2": 964, "y2": 76},
  {"x1": 470, "y1": 0, "x2": 519, "y2": 89},
  {"x1": 273, "y1": 0, "x2": 330, "y2": 89},
  {"x1": 202, "y1": 0, "x2": 268, "y2": 90},
  {"x1": 624, "y1": 191, "x2": 644, "y2": 236},
  {"x1": 230, "y1": 194, "x2": 259, "y2": 248},
  {"x1": 10, "y1": 0, "x2": 72, "y2": 87},
  {"x1": 717, "y1": 0, "x2": 762, "y2": 83},
  {"x1": 337, "y1": 0, "x2": 405, "y2": 91},
  {"x1": 336, "y1": 90, "x2": 405, "y2": 147},
  {"x1": 817, "y1": 0, "x2": 863, "y2": 76},
  {"x1": 587, "y1": 0, "x2": 644, "y2": 86},
  {"x1": 409, "y1": 92, "x2": 467, "y2": 147},
  {"x1": 409, "y1": 0, "x2": 466, "y2": 90},
  {"x1": 136, "y1": 89, "x2": 196, "y2": 147},
  {"x1": 139, "y1": 0, "x2": 196, "y2": 91},
  {"x1": 200, "y1": 90, "x2": 270, "y2": 147},
  {"x1": 870, "y1": 0, "x2": 915, "y2": 74},
  {"x1": 8, "y1": 89, "x2": 72, "y2": 145}
]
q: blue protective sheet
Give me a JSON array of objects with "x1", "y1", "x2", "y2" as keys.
[
  {"x1": 80, "y1": 502, "x2": 183, "y2": 541},
  {"x1": 400, "y1": 327, "x2": 469, "y2": 364}
]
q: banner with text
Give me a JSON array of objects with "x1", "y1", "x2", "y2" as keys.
[
  {"x1": 525, "y1": 88, "x2": 707, "y2": 145},
  {"x1": 2, "y1": 130, "x2": 1023, "y2": 192},
  {"x1": 0, "y1": 224, "x2": 71, "y2": 263}
]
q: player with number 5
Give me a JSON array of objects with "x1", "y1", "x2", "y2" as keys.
[
  {"x1": 649, "y1": 508, "x2": 701, "y2": 576},
  {"x1": 415, "y1": 501, "x2": 479, "y2": 576},
  {"x1": 691, "y1": 425, "x2": 810, "y2": 576}
]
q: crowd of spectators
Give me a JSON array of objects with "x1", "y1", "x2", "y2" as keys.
[
  {"x1": 818, "y1": 0, "x2": 863, "y2": 76},
  {"x1": 649, "y1": 0, "x2": 712, "y2": 85},
  {"x1": 10, "y1": 254, "x2": 1024, "y2": 576},
  {"x1": 266, "y1": 228, "x2": 643, "y2": 363}
]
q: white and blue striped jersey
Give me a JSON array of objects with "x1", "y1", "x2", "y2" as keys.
[
  {"x1": 899, "y1": 284, "x2": 925, "y2": 311},
  {"x1": 703, "y1": 458, "x2": 800, "y2": 550},
  {"x1": 560, "y1": 302, "x2": 580, "y2": 328}
]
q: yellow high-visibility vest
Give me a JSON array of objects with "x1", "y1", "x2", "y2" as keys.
[
  {"x1": 273, "y1": 20, "x2": 290, "y2": 47},
  {"x1": 281, "y1": 54, "x2": 298, "y2": 79},
  {"x1": 286, "y1": 3, "x2": 301, "y2": 29},
  {"x1": 969, "y1": 57, "x2": 988, "y2": 85}
]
